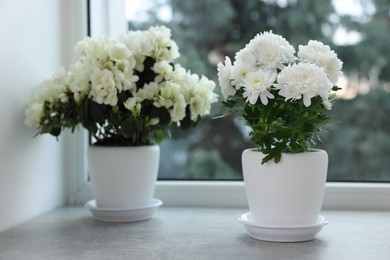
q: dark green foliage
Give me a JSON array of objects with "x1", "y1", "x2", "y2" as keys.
[
  {"x1": 224, "y1": 89, "x2": 333, "y2": 164},
  {"x1": 150, "y1": 107, "x2": 171, "y2": 126},
  {"x1": 135, "y1": 57, "x2": 158, "y2": 89},
  {"x1": 318, "y1": 88, "x2": 390, "y2": 181}
]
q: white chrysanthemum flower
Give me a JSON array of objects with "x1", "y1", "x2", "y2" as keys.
[
  {"x1": 322, "y1": 99, "x2": 332, "y2": 110},
  {"x1": 217, "y1": 56, "x2": 236, "y2": 100},
  {"x1": 320, "y1": 57, "x2": 343, "y2": 85},
  {"x1": 124, "y1": 97, "x2": 141, "y2": 117},
  {"x1": 231, "y1": 60, "x2": 254, "y2": 88},
  {"x1": 245, "y1": 31, "x2": 296, "y2": 70},
  {"x1": 234, "y1": 48, "x2": 257, "y2": 69},
  {"x1": 90, "y1": 68, "x2": 118, "y2": 106},
  {"x1": 24, "y1": 103, "x2": 44, "y2": 128},
  {"x1": 267, "y1": 32, "x2": 296, "y2": 62},
  {"x1": 242, "y1": 69, "x2": 276, "y2": 105},
  {"x1": 298, "y1": 40, "x2": 343, "y2": 84},
  {"x1": 276, "y1": 63, "x2": 332, "y2": 107}
]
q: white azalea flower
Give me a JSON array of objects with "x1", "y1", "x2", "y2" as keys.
[
  {"x1": 190, "y1": 95, "x2": 208, "y2": 121},
  {"x1": 107, "y1": 41, "x2": 131, "y2": 61},
  {"x1": 276, "y1": 63, "x2": 332, "y2": 107},
  {"x1": 25, "y1": 26, "x2": 218, "y2": 145},
  {"x1": 153, "y1": 60, "x2": 173, "y2": 82},
  {"x1": 217, "y1": 56, "x2": 236, "y2": 99},
  {"x1": 32, "y1": 68, "x2": 69, "y2": 106},
  {"x1": 24, "y1": 103, "x2": 44, "y2": 128},
  {"x1": 298, "y1": 40, "x2": 343, "y2": 84},
  {"x1": 149, "y1": 26, "x2": 180, "y2": 62},
  {"x1": 170, "y1": 99, "x2": 186, "y2": 123},
  {"x1": 154, "y1": 44, "x2": 180, "y2": 62},
  {"x1": 82, "y1": 35, "x2": 110, "y2": 64},
  {"x1": 119, "y1": 31, "x2": 153, "y2": 56},
  {"x1": 149, "y1": 26, "x2": 172, "y2": 44},
  {"x1": 135, "y1": 82, "x2": 159, "y2": 103},
  {"x1": 170, "y1": 64, "x2": 187, "y2": 83},
  {"x1": 122, "y1": 65, "x2": 139, "y2": 91},
  {"x1": 90, "y1": 68, "x2": 118, "y2": 106},
  {"x1": 74, "y1": 37, "x2": 93, "y2": 57},
  {"x1": 68, "y1": 63, "x2": 91, "y2": 103},
  {"x1": 154, "y1": 81, "x2": 182, "y2": 109},
  {"x1": 179, "y1": 72, "x2": 200, "y2": 102},
  {"x1": 191, "y1": 76, "x2": 218, "y2": 115},
  {"x1": 124, "y1": 97, "x2": 141, "y2": 117},
  {"x1": 242, "y1": 69, "x2": 276, "y2": 105}
]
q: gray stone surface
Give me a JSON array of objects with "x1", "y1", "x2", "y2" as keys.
[{"x1": 0, "y1": 207, "x2": 390, "y2": 259}]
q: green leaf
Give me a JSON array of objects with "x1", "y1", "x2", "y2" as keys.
[
  {"x1": 180, "y1": 107, "x2": 192, "y2": 129},
  {"x1": 90, "y1": 101, "x2": 107, "y2": 124},
  {"x1": 120, "y1": 116, "x2": 133, "y2": 139},
  {"x1": 150, "y1": 107, "x2": 171, "y2": 125},
  {"x1": 50, "y1": 127, "x2": 61, "y2": 137},
  {"x1": 135, "y1": 57, "x2": 157, "y2": 89}
]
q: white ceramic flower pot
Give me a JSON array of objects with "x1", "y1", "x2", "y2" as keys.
[
  {"x1": 88, "y1": 145, "x2": 160, "y2": 208},
  {"x1": 242, "y1": 149, "x2": 328, "y2": 226}
]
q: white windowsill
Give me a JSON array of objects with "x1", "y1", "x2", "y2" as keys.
[
  {"x1": 68, "y1": 178, "x2": 390, "y2": 210},
  {"x1": 156, "y1": 181, "x2": 390, "y2": 210}
]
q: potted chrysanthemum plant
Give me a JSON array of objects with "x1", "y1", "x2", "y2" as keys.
[
  {"x1": 25, "y1": 26, "x2": 218, "y2": 222},
  {"x1": 217, "y1": 31, "x2": 342, "y2": 241}
]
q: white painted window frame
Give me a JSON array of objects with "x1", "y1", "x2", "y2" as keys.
[{"x1": 63, "y1": 0, "x2": 390, "y2": 210}]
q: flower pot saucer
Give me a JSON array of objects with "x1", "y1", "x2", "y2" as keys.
[
  {"x1": 85, "y1": 198, "x2": 163, "y2": 223},
  {"x1": 238, "y1": 212, "x2": 328, "y2": 242}
]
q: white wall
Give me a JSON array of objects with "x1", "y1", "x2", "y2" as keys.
[{"x1": 0, "y1": 0, "x2": 85, "y2": 232}]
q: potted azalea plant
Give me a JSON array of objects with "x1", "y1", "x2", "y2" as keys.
[
  {"x1": 217, "y1": 31, "x2": 342, "y2": 241},
  {"x1": 25, "y1": 26, "x2": 218, "y2": 221}
]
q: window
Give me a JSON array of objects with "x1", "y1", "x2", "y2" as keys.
[
  {"x1": 65, "y1": 0, "x2": 390, "y2": 209},
  {"x1": 124, "y1": 0, "x2": 390, "y2": 182}
]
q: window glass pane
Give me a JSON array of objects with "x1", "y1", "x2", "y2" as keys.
[{"x1": 125, "y1": 0, "x2": 390, "y2": 181}]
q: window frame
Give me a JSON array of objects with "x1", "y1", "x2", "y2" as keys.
[{"x1": 63, "y1": 0, "x2": 390, "y2": 210}]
